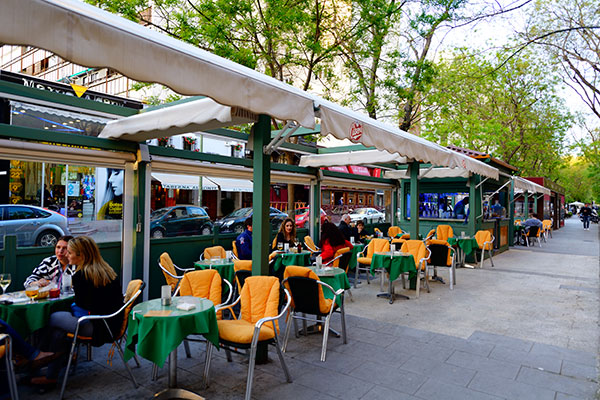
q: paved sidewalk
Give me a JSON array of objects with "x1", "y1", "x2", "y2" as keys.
[{"x1": 16, "y1": 218, "x2": 599, "y2": 399}]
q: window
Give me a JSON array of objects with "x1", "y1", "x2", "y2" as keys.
[
  {"x1": 188, "y1": 207, "x2": 207, "y2": 217},
  {"x1": 8, "y1": 206, "x2": 36, "y2": 220},
  {"x1": 169, "y1": 207, "x2": 188, "y2": 219}
]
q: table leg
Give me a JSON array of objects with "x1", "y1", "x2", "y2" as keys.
[
  {"x1": 377, "y1": 274, "x2": 409, "y2": 303},
  {"x1": 153, "y1": 348, "x2": 205, "y2": 400}
]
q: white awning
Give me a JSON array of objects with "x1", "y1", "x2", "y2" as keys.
[
  {"x1": 314, "y1": 99, "x2": 499, "y2": 180},
  {"x1": 513, "y1": 177, "x2": 551, "y2": 195},
  {"x1": 202, "y1": 177, "x2": 253, "y2": 192},
  {"x1": 1, "y1": 0, "x2": 315, "y2": 128},
  {"x1": 300, "y1": 149, "x2": 407, "y2": 167},
  {"x1": 100, "y1": 97, "x2": 257, "y2": 141},
  {"x1": 384, "y1": 168, "x2": 471, "y2": 180},
  {"x1": 151, "y1": 173, "x2": 199, "y2": 190}
]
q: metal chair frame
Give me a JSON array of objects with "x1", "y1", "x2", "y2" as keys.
[
  {"x1": 1, "y1": 333, "x2": 18, "y2": 400},
  {"x1": 59, "y1": 283, "x2": 144, "y2": 399},
  {"x1": 521, "y1": 226, "x2": 542, "y2": 248},
  {"x1": 477, "y1": 235, "x2": 495, "y2": 268},
  {"x1": 281, "y1": 277, "x2": 346, "y2": 361},
  {"x1": 203, "y1": 288, "x2": 292, "y2": 400},
  {"x1": 427, "y1": 244, "x2": 456, "y2": 289}
]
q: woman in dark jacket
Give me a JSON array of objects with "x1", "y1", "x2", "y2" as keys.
[
  {"x1": 34, "y1": 236, "x2": 123, "y2": 386},
  {"x1": 272, "y1": 217, "x2": 297, "y2": 251}
]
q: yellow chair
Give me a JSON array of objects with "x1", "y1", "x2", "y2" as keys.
[
  {"x1": 158, "y1": 252, "x2": 193, "y2": 293},
  {"x1": 304, "y1": 235, "x2": 320, "y2": 253},
  {"x1": 232, "y1": 240, "x2": 253, "y2": 272},
  {"x1": 60, "y1": 280, "x2": 145, "y2": 399},
  {"x1": 203, "y1": 276, "x2": 291, "y2": 400},
  {"x1": 426, "y1": 239, "x2": 456, "y2": 289},
  {"x1": 391, "y1": 238, "x2": 406, "y2": 252},
  {"x1": 474, "y1": 230, "x2": 495, "y2": 268},
  {"x1": 282, "y1": 266, "x2": 346, "y2": 361},
  {"x1": 436, "y1": 225, "x2": 454, "y2": 241},
  {"x1": 400, "y1": 240, "x2": 431, "y2": 298},
  {"x1": 356, "y1": 238, "x2": 390, "y2": 287},
  {"x1": 1, "y1": 333, "x2": 18, "y2": 400},
  {"x1": 179, "y1": 269, "x2": 232, "y2": 319},
  {"x1": 202, "y1": 245, "x2": 226, "y2": 261},
  {"x1": 542, "y1": 219, "x2": 553, "y2": 240},
  {"x1": 424, "y1": 229, "x2": 436, "y2": 241},
  {"x1": 387, "y1": 226, "x2": 402, "y2": 238}
]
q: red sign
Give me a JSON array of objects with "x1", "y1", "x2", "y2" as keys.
[
  {"x1": 348, "y1": 165, "x2": 371, "y2": 176},
  {"x1": 327, "y1": 166, "x2": 350, "y2": 173},
  {"x1": 350, "y1": 121, "x2": 363, "y2": 141},
  {"x1": 372, "y1": 168, "x2": 381, "y2": 178}
]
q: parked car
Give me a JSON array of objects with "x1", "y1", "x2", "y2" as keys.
[
  {"x1": 0, "y1": 204, "x2": 70, "y2": 247},
  {"x1": 150, "y1": 205, "x2": 213, "y2": 238},
  {"x1": 348, "y1": 207, "x2": 385, "y2": 224},
  {"x1": 293, "y1": 207, "x2": 328, "y2": 228},
  {"x1": 215, "y1": 207, "x2": 288, "y2": 234}
]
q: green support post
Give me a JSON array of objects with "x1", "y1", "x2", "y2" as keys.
[
  {"x1": 468, "y1": 175, "x2": 480, "y2": 235},
  {"x1": 524, "y1": 192, "x2": 529, "y2": 219},
  {"x1": 251, "y1": 115, "x2": 271, "y2": 277},
  {"x1": 3, "y1": 235, "x2": 17, "y2": 275},
  {"x1": 311, "y1": 179, "x2": 321, "y2": 243},
  {"x1": 534, "y1": 194, "x2": 538, "y2": 217},
  {"x1": 132, "y1": 162, "x2": 148, "y2": 282},
  {"x1": 509, "y1": 179, "x2": 515, "y2": 245},
  {"x1": 391, "y1": 186, "x2": 398, "y2": 226},
  {"x1": 409, "y1": 161, "x2": 420, "y2": 237}
]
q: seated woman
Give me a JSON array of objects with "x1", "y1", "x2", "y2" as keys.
[
  {"x1": 0, "y1": 319, "x2": 55, "y2": 366},
  {"x1": 34, "y1": 236, "x2": 123, "y2": 387},
  {"x1": 272, "y1": 217, "x2": 297, "y2": 251},
  {"x1": 319, "y1": 221, "x2": 353, "y2": 265},
  {"x1": 354, "y1": 220, "x2": 370, "y2": 243}
]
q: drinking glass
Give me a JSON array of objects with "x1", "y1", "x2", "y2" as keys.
[
  {"x1": 350, "y1": 236, "x2": 355, "y2": 245},
  {"x1": 25, "y1": 285, "x2": 39, "y2": 303},
  {"x1": 0, "y1": 273, "x2": 11, "y2": 294},
  {"x1": 284, "y1": 243, "x2": 289, "y2": 252},
  {"x1": 277, "y1": 242, "x2": 283, "y2": 251}
]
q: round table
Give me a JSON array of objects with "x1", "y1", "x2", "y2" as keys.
[
  {"x1": 448, "y1": 237, "x2": 479, "y2": 267},
  {"x1": 125, "y1": 296, "x2": 219, "y2": 399},
  {"x1": 272, "y1": 251, "x2": 311, "y2": 272},
  {"x1": 309, "y1": 267, "x2": 350, "y2": 307},
  {"x1": 371, "y1": 252, "x2": 416, "y2": 303},
  {"x1": 0, "y1": 291, "x2": 73, "y2": 337},
  {"x1": 194, "y1": 260, "x2": 235, "y2": 292}
]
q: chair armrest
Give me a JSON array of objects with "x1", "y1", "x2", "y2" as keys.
[
  {"x1": 0, "y1": 333, "x2": 9, "y2": 344},
  {"x1": 173, "y1": 263, "x2": 194, "y2": 273},
  {"x1": 216, "y1": 279, "x2": 233, "y2": 308},
  {"x1": 323, "y1": 253, "x2": 343, "y2": 267},
  {"x1": 254, "y1": 288, "x2": 291, "y2": 330},
  {"x1": 158, "y1": 262, "x2": 184, "y2": 280}
]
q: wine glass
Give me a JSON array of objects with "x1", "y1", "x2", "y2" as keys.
[
  {"x1": 277, "y1": 242, "x2": 283, "y2": 251},
  {"x1": 0, "y1": 273, "x2": 11, "y2": 294},
  {"x1": 25, "y1": 285, "x2": 39, "y2": 303}
]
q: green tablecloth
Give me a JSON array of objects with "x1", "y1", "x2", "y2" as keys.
[
  {"x1": 272, "y1": 251, "x2": 311, "y2": 272},
  {"x1": 0, "y1": 292, "x2": 73, "y2": 337},
  {"x1": 370, "y1": 252, "x2": 416, "y2": 282},
  {"x1": 194, "y1": 261, "x2": 235, "y2": 292},
  {"x1": 348, "y1": 244, "x2": 365, "y2": 271},
  {"x1": 124, "y1": 296, "x2": 219, "y2": 368},
  {"x1": 309, "y1": 267, "x2": 350, "y2": 306},
  {"x1": 448, "y1": 237, "x2": 479, "y2": 255}
]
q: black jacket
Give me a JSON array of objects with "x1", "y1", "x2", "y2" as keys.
[
  {"x1": 339, "y1": 221, "x2": 353, "y2": 240},
  {"x1": 73, "y1": 270, "x2": 123, "y2": 346}
]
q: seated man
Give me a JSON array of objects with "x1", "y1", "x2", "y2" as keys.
[
  {"x1": 521, "y1": 214, "x2": 543, "y2": 244},
  {"x1": 24, "y1": 235, "x2": 74, "y2": 288},
  {"x1": 338, "y1": 214, "x2": 353, "y2": 240},
  {"x1": 235, "y1": 217, "x2": 253, "y2": 260}
]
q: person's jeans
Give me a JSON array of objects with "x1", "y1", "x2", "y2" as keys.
[
  {"x1": 0, "y1": 319, "x2": 39, "y2": 360},
  {"x1": 583, "y1": 215, "x2": 590, "y2": 229}
]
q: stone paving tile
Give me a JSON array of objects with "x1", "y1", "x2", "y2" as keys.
[
  {"x1": 295, "y1": 365, "x2": 374, "y2": 399},
  {"x1": 554, "y1": 392, "x2": 589, "y2": 400},
  {"x1": 488, "y1": 345, "x2": 562, "y2": 374},
  {"x1": 414, "y1": 378, "x2": 503, "y2": 400},
  {"x1": 350, "y1": 325, "x2": 398, "y2": 347},
  {"x1": 387, "y1": 337, "x2": 455, "y2": 362},
  {"x1": 347, "y1": 360, "x2": 427, "y2": 395},
  {"x1": 428, "y1": 332, "x2": 495, "y2": 357},
  {"x1": 388, "y1": 325, "x2": 437, "y2": 343},
  {"x1": 399, "y1": 354, "x2": 476, "y2": 387},
  {"x1": 468, "y1": 372, "x2": 556, "y2": 400},
  {"x1": 332, "y1": 339, "x2": 413, "y2": 367},
  {"x1": 467, "y1": 330, "x2": 535, "y2": 353},
  {"x1": 516, "y1": 366, "x2": 597, "y2": 398},
  {"x1": 446, "y1": 350, "x2": 521, "y2": 380},
  {"x1": 290, "y1": 344, "x2": 366, "y2": 374},
  {"x1": 359, "y1": 385, "x2": 422, "y2": 400},
  {"x1": 561, "y1": 360, "x2": 599, "y2": 382},
  {"x1": 529, "y1": 343, "x2": 597, "y2": 366}
]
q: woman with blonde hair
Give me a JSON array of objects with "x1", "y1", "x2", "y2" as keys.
[
  {"x1": 33, "y1": 236, "x2": 123, "y2": 387},
  {"x1": 272, "y1": 217, "x2": 297, "y2": 251}
]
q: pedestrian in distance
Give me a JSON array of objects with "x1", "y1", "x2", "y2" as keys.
[{"x1": 579, "y1": 203, "x2": 593, "y2": 230}]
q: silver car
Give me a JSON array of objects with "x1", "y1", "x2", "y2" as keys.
[
  {"x1": 0, "y1": 204, "x2": 70, "y2": 247},
  {"x1": 349, "y1": 207, "x2": 386, "y2": 224}
]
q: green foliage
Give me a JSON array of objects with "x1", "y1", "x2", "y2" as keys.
[
  {"x1": 555, "y1": 157, "x2": 597, "y2": 203},
  {"x1": 422, "y1": 48, "x2": 573, "y2": 178}
]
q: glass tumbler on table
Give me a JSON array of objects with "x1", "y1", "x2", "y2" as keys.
[
  {"x1": 277, "y1": 242, "x2": 283, "y2": 251},
  {"x1": 0, "y1": 273, "x2": 11, "y2": 294}
]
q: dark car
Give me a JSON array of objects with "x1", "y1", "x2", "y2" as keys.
[
  {"x1": 215, "y1": 207, "x2": 288, "y2": 234},
  {"x1": 293, "y1": 207, "x2": 328, "y2": 228},
  {"x1": 150, "y1": 205, "x2": 213, "y2": 238}
]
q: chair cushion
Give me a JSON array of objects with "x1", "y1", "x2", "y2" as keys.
[
  {"x1": 179, "y1": 270, "x2": 223, "y2": 318},
  {"x1": 204, "y1": 246, "x2": 226, "y2": 260},
  {"x1": 234, "y1": 260, "x2": 252, "y2": 271},
  {"x1": 284, "y1": 266, "x2": 334, "y2": 314},
  {"x1": 357, "y1": 257, "x2": 372, "y2": 265},
  {"x1": 218, "y1": 319, "x2": 275, "y2": 343},
  {"x1": 240, "y1": 276, "x2": 280, "y2": 328},
  {"x1": 159, "y1": 252, "x2": 179, "y2": 291},
  {"x1": 475, "y1": 231, "x2": 493, "y2": 250},
  {"x1": 401, "y1": 240, "x2": 428, "y2": 270}
]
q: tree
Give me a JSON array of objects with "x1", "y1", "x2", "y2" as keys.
[{"x1": 421, "y1": 48, "x2": 572, "y2": 177}]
